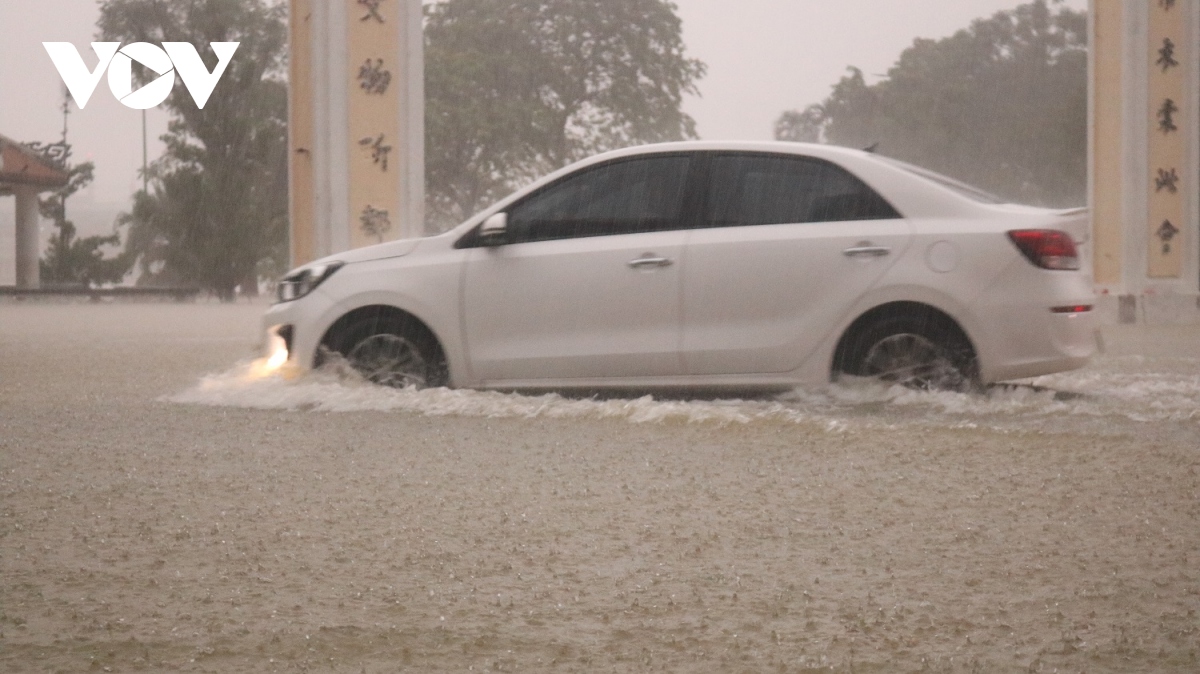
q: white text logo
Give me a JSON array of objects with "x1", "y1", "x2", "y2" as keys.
[{"x1": 43, "y1": 42, "x2": 240, "y2": 110}]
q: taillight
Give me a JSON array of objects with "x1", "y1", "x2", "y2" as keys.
[{"x1": 1007, "y1": 229, "x2": 1080, "y2": 270}]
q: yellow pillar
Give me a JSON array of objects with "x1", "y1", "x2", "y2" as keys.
[
  {"x1": 1089, "y1": 0, "x2": 1123, "y2": 287},
  {"x1": 1146, "y1": 0, "x2": 1189, "y2": 278},
  {"x1": 288, "y1": 0, "x2": 424, "y2": 267},
  {"x1": 288, "y1": 0, "x2": 316, "y2": 267},
  {"x1": 1089, "y1": 0, "x2": 1199, "y2": 321}
]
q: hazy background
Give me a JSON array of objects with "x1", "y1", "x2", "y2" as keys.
[{"x1": 0, "y1": 0, "x2": 1086, "y2": 265}]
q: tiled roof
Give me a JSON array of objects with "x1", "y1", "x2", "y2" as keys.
[{"x1": 0, "y1": 133, "x2": 71, "y2": 196}]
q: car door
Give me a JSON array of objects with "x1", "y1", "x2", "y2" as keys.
[
  {"x1": 462, "y1": 153, "x2": 695, "y2": 383},
  {"x1": 680, "y1": 152, "x2": 911, "y2": 375}
]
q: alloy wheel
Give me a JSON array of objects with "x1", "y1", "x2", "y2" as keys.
[
  {"x1": 346, "y1": 333, "x2": 429, "y2": 388},
  {"x1": 862, "y1": 332, "x2": 966, "y2": 390}
]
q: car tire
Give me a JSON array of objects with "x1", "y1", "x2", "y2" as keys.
[
  {"x1": 839, "y1": 313, "x2": 978, "y2": 391},
  {"x1": 324, "y1": 312, "x2": 447, "y2": 389}
]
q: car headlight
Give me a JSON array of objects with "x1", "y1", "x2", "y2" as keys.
[{"x1": 276, "y1": 262, "x2": 344, "y2": 303}]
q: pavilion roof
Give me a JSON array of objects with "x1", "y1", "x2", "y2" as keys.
[{"x1": 0, "y1": 133, "x2": 70, "y2": 197}]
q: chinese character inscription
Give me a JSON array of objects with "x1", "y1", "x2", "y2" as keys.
[
  {"x1": 360, "y1": 205, "x2": 392, "y2": 242},
  {"x1": 1154, "y1": 168, "x2": 1179, "y2": 194},
  {"x1": 359, "y1": 134, "x2": 393, "y2": 172},
  {"x1": 1156, "y1": 38, "x2": 1178, "y2": 71},
  {"x1": 1157, "y1": 98, "x2": 1178, "y2": 133},
  {"x1": 358, "y1": 0, "x2": 385, "y2": 23},
  {"x1": 1155, "y1": 220, "x2": 1179, "y2": 254},
  {"x1": 358, "y1": 58, "x2": 392, "y2": 95}
]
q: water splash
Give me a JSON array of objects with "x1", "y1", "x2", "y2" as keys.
[
  {"x1": 165, "y1": 357, "x2": 830, "y2": 427},
  {"x1": 166, "y1": 353, "x2": 1200, "y2": 435}
]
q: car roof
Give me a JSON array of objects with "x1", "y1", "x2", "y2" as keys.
[
  {"x1": 444, "y1": 140, "x2": 1014, "y2": 237},
  {"x1": 576, "y1": 140, "x2": 879, "y2": 165}
]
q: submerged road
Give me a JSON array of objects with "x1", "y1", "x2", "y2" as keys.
[{"x1": 1, "y1": 302, "x2": 1198, "y2": 673}]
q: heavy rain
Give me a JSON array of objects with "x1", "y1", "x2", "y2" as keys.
[
  {"x1": 3, "y1": 299, "x2": 1198, "y2": 673},
  {"x1": 3, "y1": 0, "x2": 1199, "y2": 672}
]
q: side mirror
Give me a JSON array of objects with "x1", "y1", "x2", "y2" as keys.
[{"x1": 478, "y1": 212, "x2": 509, "y2": 247}]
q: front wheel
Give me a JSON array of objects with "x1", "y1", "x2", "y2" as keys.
[
  {"x1": 838, "y1": 315, "x2": 978, "y2": 391},
  {"x1": 321, "y1": 311, "x2": 447, "y2": 388},
  {"x1": 346, "y1": 332, "x2": 434, "y2": 388}
]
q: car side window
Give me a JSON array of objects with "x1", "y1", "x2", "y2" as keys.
[
  {"x1": 506, "y1": 155, "x2": 692, "y2": 244},
  {"x1": 704, "y1": 154, "x2": 900, "y2": 228}
]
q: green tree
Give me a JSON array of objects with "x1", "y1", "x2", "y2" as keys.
[
  {"x1": 99, "y1": 0, "x2": 289, "y2": 300},
  {"x1": 776, "y1": 0, "x2": 1087, "y2": 207},
  {"x1": 39, "y1": 158, "x2": 132, "y2": 287},
  {"x1": 425, "y1": 0, "x2": 706, "y2": 229},
  {"x1": 774, "y1": 104, "x2": 825, "y2": 144}
]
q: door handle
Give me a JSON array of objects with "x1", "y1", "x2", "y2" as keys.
[
  {"x1": 627, "y1": 255, "x2": 674, "y2": 269},
  {"x1": 842, "y1": 243, "x2": 891, "y2": 258}
]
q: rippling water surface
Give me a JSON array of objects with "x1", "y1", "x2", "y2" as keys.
[
  {"x1": 169, "y1": 349, "x2": 1200, "y2": 441},
  {"x1": 7, "y1": 305, "x2": 1198, "y2": 673}
]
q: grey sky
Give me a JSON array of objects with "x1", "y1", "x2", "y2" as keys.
[
  {"x1": 672, "y1": 0, "x2": 1087, "y2": 140},
  {"x1": 0, "y1": 0, "x2": 1087, "y2": 209}
]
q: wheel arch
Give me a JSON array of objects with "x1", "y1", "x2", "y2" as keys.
[
  {"x1": 316, "y1": 303, "x2": 448, "y2": 372},
  {"x1": 830, "y1": 300, "x2": 979, "y2": 380}
]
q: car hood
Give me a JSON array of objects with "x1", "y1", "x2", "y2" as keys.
[{"x1": 306, "y1": 237, "x2": 424, "y2": 269}]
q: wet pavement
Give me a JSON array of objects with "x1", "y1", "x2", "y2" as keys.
[{"x1": 2, "y1": 302, "x2": 1198, "y2": 672}]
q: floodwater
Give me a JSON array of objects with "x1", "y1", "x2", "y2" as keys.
[
  {"x1": 174, "y1": 327, "x2": 1200, "y2": 443},
  {"x1": 2, "y1": 302, "x2": 1198, "y2": 673}
]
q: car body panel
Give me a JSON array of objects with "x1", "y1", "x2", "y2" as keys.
[
  {"x1": 462, "y1": 230, "x2": 687, "y2": 382},
  {"x1": 265, "y1": 141, "x2": 1097, "y2": 390},
  {"x1": 680, "y1": 217, "x2": 913, "y2": 375}
]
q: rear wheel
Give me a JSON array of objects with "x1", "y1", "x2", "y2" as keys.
[
  {"x1": 837, "y1": 312, "x2": 978, "y2": 391},
  {"x1": 321, "y1": 310, "x2": 447, "y2": 388}
]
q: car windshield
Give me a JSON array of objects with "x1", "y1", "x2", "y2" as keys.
[{"x1": 877, "y1": 156, "x2": 1006, "y2": 204}]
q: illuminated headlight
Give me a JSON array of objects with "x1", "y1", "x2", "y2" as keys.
[
  {"x1": 250, "y1": 325, "x2": 292, "y2": 378},
  {"x1": 276, "y1": 262, "x2": 344, "y2": 303},
  {"x1": 266, "y1": 326, "x2": 290, "y2": 368}
]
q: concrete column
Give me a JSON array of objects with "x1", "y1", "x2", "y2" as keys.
[
  {"x1": 289, "y1": 0, "x2": 424, "y2": 267},
  {"x1": 14, "y1": 185, "x2": 40, "y2": 289},
  {"x1": 1090, "y1": 0, "x2": 1200, "y2": 323},
  {"x1": 1089, "y1": 0, "x2": 1124, "y2": 287}
]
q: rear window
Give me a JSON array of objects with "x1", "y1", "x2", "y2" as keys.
[
  {"x1": 877, "y1": 156, "x2": 1005, "y2": 204},
  {"x1": 705, "y1": 154, "x2": 900, "y2": 227}
]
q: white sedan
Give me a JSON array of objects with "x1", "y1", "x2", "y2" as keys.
[{"x1": 263, "y1": 141, "x2": 1097, "y2": 392}]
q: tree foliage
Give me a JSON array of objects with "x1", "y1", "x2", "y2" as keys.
[
  {"x1": 99, "y1": 0, "x2": 289, "y2": 300},
  {"x1": 776, "y1": 0, "x2": 1087, "y2": 207},
  {"x1": 774, "y1": 104, "x2": 825, "y2": 144},
  {"x1": 39, "y1": 159, "x2": 132, "y2": 286},
  {"x1": 425, "y1": 0, "x2": 706, "y2": 229}
]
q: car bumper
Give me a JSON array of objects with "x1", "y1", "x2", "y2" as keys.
[
  {"x1": 983, "y1": 307, "x2": 1098, "y2": 382},
  {"x1": 261, "y1": 289, "x2": 338, "y2": 371}
]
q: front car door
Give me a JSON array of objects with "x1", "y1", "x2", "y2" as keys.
[
  {"x1": 681, "y1": 152, "x2": 911, "y2": 375},
  {"x1": 462, "y1": 153, "x2": 695, "y2": 384}
]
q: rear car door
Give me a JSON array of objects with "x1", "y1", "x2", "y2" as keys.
[
  {"x1": 462, "y1": 153, "x2": 695, "y2": 383},
  {"x1": 680, "y1": 152, "x2": 911, "y2": 375}
]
